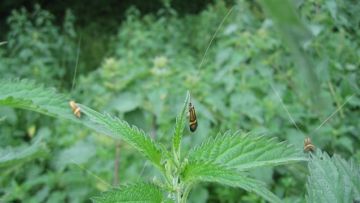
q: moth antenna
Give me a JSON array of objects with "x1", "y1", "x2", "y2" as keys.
[
  {"x1": 71, "y1": 36, "x2": 82, "y2": 93},
  {"x1": 196, "y1": 6, "x2": 234, "y2": 78},
  {"x1": 312, "y1": 94, "x2": 355, "y2": 134},
  {"x1": 136, "y1": 161, "x2": 149, "y2": 182},
  {"x1": 270, "y1": 83, "x2": 303, "y2": 135},
  {"x1": 70, "y1": 159, "x2": 111, "y2": 189}
]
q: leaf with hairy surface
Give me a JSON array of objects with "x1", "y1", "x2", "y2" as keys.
[
  {"x1": 182, "y1": 161, "x2": 281, "y2": 203},
  {"x1": 0, "y1": 79, "x2": 75, "y2": 120},
  {"x1": 0, "y1": 139, "x2": 47, "y2": 169},
  {"x1": 92, "y1": 182, "x2": 173, "y2": 203},
  {"x1": 78, "y1": 104, "x2": 164, "y2": 171},
  {"x1": 188, "y1": 131, "x2": 306, "y2": 171},
  {"x1": 0, "y1": 79, "x2": 164, "y2": 171},
  {"x1": 306, "y1": 151, "x2": 360, "y2": 203},
  {"x1": 172, "y1": 91, "x2": 190, "y2": 156}
]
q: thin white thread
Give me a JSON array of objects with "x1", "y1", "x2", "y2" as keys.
[
  {"x1": 70, "y1": 159, "x2": 111, "y2": 188},
  {"x1": 270, "y1": 83, "x2": 302, "y2": 133},
  {"x1": 312, "y1": 94, "x2": 355, "y2": 133},
  {"x1": 136, "y1": 161, "x2": 148, "y2": 181},
  {"x1": 71, "y1": 37, "x2": 81, "y2": 92},
  {"x1": 197, "y1": 6, "x2": 234, "y2": 75}
]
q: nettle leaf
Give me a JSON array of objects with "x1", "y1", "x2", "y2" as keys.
[
  {"x1": 182, "y1": 131, "x2": 303, "y2": 202},
  {"x1": 78, "y1": 104, "x2": 164, "y2": 170},
  {"x1": 188, "y1": 131, "x2": 306, "y2": 171},
  {"x1": 0, "y1": 79, "x2": 75, "y2": 120},
  {"x1": 91, "y1": 182, "x2": 172, "y2": 203},
  {"x1": 0, "y1": 139, "x2": 47, "y2": 169},
  {"x1": 182, "y1": 161, "x2": 281, "y2": 203},
  {"x1": 0, "y1": 79, "x2": 164, "y2": 170},
  {"x1": 172, "y1": 91, "x2": 190, "y2": 155},
  {"x1": 306, "y1": 151, "x2": 360, "y2": 203}
]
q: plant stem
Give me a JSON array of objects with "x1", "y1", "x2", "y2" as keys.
[
  {"x1": 180, "y1": 185, "x2": 192, "y2": 203},
  {"x1": 113, "y1": 141, "x2": 120, "y2": 186},
  {"x1": 151, "y1": 114, "x2": 157, "y2": 138},
  {"x1": 176, "y1": 187, "x2": 182, "y2": 203}
]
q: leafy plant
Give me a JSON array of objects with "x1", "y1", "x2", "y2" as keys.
[
  {"x1": 0, "y1": 137, "x2": 47, "y2": 169},
  {"x1": 1, "y1": 0, "x2": 359, "y2": 202},
  {"x1": 306, "y1": 150, "x2": 360, "y2": 203},
  {"x1": 0, "y1": 79, "x2": 307, "y2": 202},
  {"x1": 0, "y1": 4, "x2": 76, "y2": 88}
]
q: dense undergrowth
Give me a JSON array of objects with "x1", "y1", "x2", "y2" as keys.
[{"x1": 0, "y1": 0, "x2": 359, "y2": 202}]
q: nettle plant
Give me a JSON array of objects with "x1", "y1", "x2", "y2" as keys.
[
  {"x1": 1, "y1": 79, "x2": 359, "y2": 203},
  {"x1": 74, "y1": 92, "x2": 306, "y2": 203}
]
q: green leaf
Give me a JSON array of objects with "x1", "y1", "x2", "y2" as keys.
[
  {"x1": 91, "y1": 182, "x2": 172, "y2": 203},
  {"x1": 0, "y1": 139, "x2": 47, "y2": 169},
  {"x1": 306, "y1": 151, "x2": 360, "y2": 203},
  {"x1": 182, "y1": 161, "x2": 281, "y2": 203},
  {"x1": 172, "y1": 91, "x2": 190, "y2": 155},
  {"x1": 0, "y1": 79, "x2": 164, "y2": 171},
  {"x1": 183, "y1": 132, "x2": 299, "y2": 202},
  {"x1": 188, "y1": 131, "x2": 306, "y2": 171},
  {"x1": 0, "y1": 80, "x2": 69, "y2": 116},
  {"x1": 0, "y1": 79, "x2": 77, "y2": 121},
  {"x1": 78, "y1": 104, "x2": 164, "y2": 170}
]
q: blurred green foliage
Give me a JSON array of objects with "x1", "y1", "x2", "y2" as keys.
[
  {"x1": 0, "y1": 5, "x2": 77, "y2": 88},
  {"x1": 0, "y1": 0, "x2": 359, "y2": 202}
]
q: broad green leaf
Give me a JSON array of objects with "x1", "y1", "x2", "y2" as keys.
[
  {"x1": 306, "y1": 151, "x2": 360, "y2": 203},
  {"x1": 78, "y1": 104, "x2": 164, "y2": 170},
  {"x1": 0, "y1": 79, "x2": 75, "y2": 120},
  {"x1": 0, "y1": 139, "x2": 47, "y2": 169},
  {"x1": 182, "y1": 161, "x2": 281, "y2": 203},
  {"x1": 91, "y1": 182, "x2": 172, "y2": 203},
  {"x1": 333, "y1": 155, "x2": 360, "y2": 199},
  {"x1": 0, "y1": 79, "x2": 164, "y2": 170},
  {"x1": 172, "y1": 91, "x2": 190, "y2": 155},
  {"x1": 188, "y1": 131, "x2": 306, "y2": 171}
]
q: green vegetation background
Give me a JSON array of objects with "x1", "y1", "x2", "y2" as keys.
[{"x1": 0, "y1": 0, "x2": 359, "y2": 202}]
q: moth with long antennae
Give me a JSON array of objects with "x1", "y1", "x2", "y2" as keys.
[
  {"x1": 303, "y1": 137, "x2": 315, "y2": 153},
  {"x1": 270, "y1": 83, "x2": 354, "y2": 153},
  {"x1": 187, "y1": 7, "x2": 234, "y2": 133},
  {"x1": 68, "y1": 37, "x2": 83, "y2": 119},
  {"x1": 188, "y1": 95, "x2": 198, "y2": 132},
  {"x1": 69, "y1": 100, "x2": 81, "y2": 118}
]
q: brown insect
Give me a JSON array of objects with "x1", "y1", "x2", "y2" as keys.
[
  {"x1": 304, "y1": 137, "x2": 315, "y2": 153},
  {"x1": 69, "y1": 100, "x2": 81, "y2": 118},
  {"x1": 189, "y1": 101, "x2": 198, "y2": 132}
]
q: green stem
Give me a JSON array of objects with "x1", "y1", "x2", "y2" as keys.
[
  {"x1": 180, "y1": 185, "x2": 192, "y2": 203},
  {"x1": 176, "y1": 187, "x2": 182, "y2": 203}
]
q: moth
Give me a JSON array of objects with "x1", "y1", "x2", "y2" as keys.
[
  {"x1": 69, "y1": 100, "x2": 81, "y2": 118},
  {"x1": 189, "y1": 101, "x2": 198, "y2": 132},
  {"x1": 303, "y1": 137, "x2": 315, "y2": 153}
]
